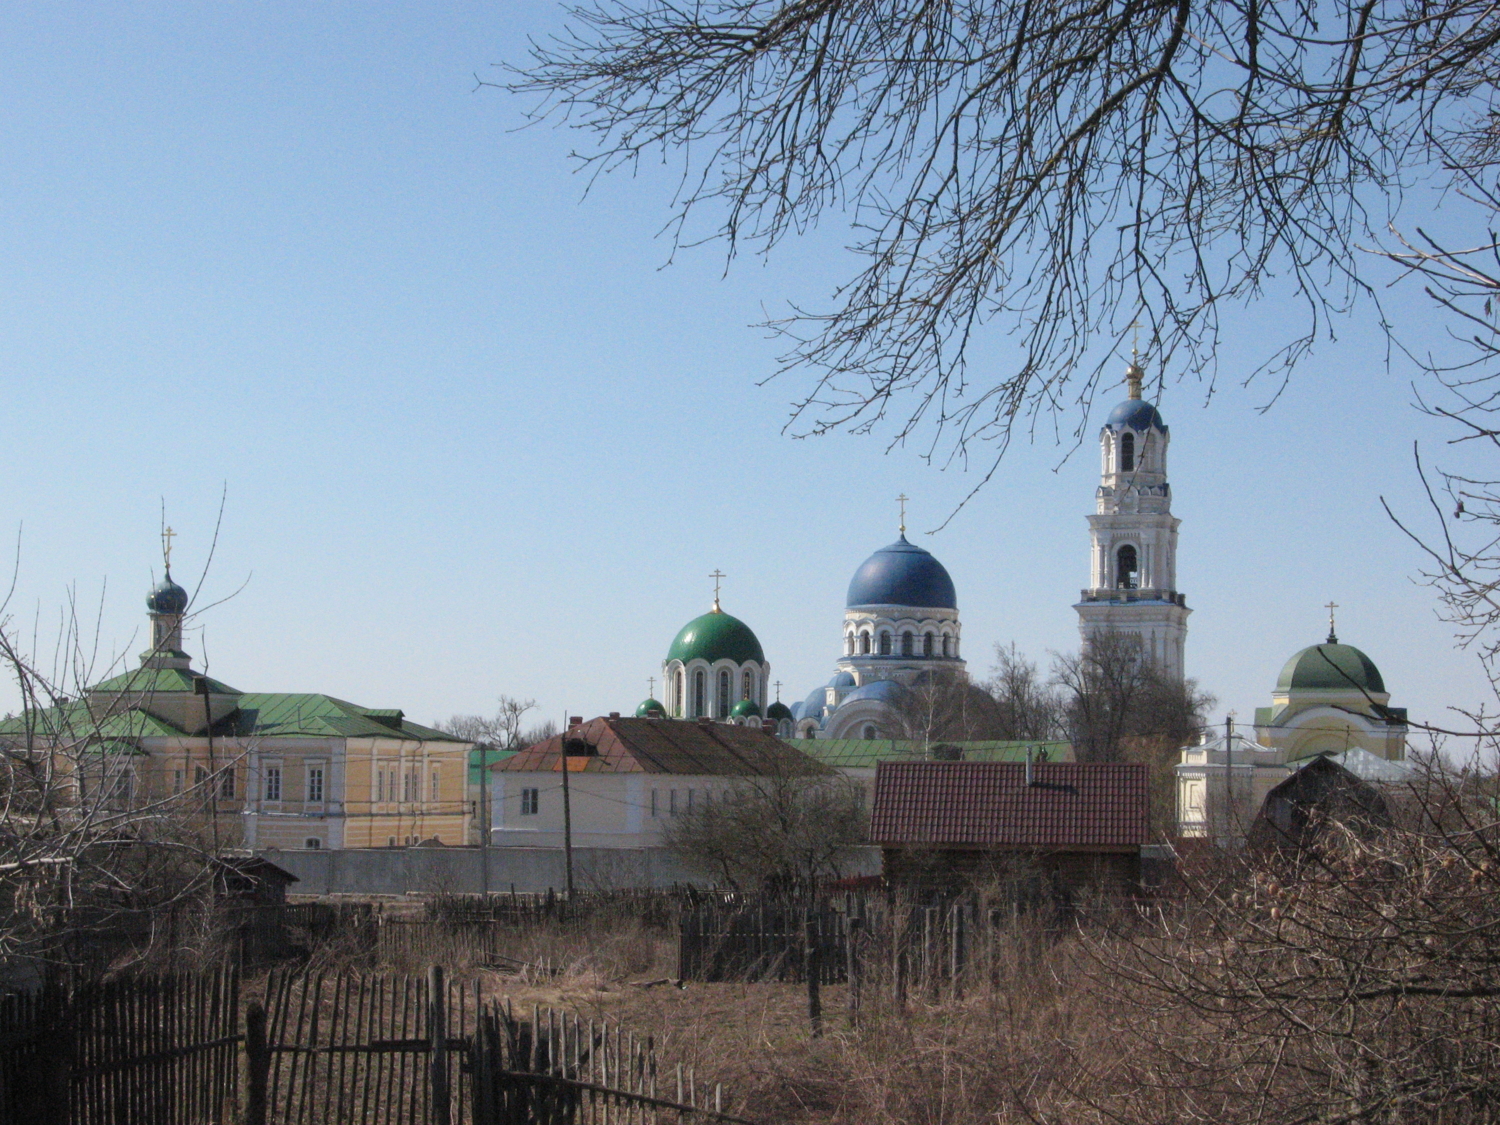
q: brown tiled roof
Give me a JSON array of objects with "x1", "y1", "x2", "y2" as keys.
[
  {"x1": 870, "y1": 761, "x2": 1148, "y2": 851},
  {"x1": 494, "y1": 717, "x2": 833, "y2": 776}
]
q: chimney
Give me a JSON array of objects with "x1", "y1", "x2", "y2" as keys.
[
  {"x1": 1025, "y1": 747, "x2": 1034, "y2": 787},
  {"x1": 568, "y1": 716, "x2": 583, "y2": 729},
  {"x1": 608, "y1": 711, "x2": 621, "y2": 719},
  {"x1": 696, "y1": 715, "x2": 714, "y2": 726}
]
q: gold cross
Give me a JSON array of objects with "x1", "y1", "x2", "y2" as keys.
[
  {"x1": 896, "y1": 493, "x2": 909, "y2": 535},
  {"x1": 161, "y1": 526, "x2": 176, "y2": 571},
  {"x1": 709, "y1": 569, "x2": 725, "y2": 610},
  {"x1": 1325, "y1": 601, "x2": 1339, "y2": 642},
  {"x1": 1128, "y1": 319, "x2": 1143, "y2": 360}
]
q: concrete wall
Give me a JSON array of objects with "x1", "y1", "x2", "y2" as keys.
[{"x1": 260, "y1": 845, "x2": 884, "y2": 897}]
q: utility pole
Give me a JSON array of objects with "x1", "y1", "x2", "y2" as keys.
[
  {"x1": 1223, "y1": 712, "x2": 1235, "y2": 846},
  {"x1": 560, "y1": 715, "x2": 576, "y2": 897},
  {"x1": 479, "y1": 736, "x2": 490, "y2": 898}
]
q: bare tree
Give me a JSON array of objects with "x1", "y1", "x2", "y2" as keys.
[
  {"x1": 508, "y1": 2, "x2": 1500, "y2": 477},
  {"x1": 890, "y1": 670, "x2": 1008, "y2": 744},
  {"x1": 983, "y1": 644, "x2": 1067, "y2": 741},
  {"x1": 438, "y1": 695, "x2": 549, "y2": 750},
  {"x1": 1086, "y1": 755, "x2": 1500, "y2": 1124},
  {"x1": 1052, "y1": 633, "x2": 1213, "y2": 763},
  {"x1": 662, "y1": 765, "x2": 866, "y2": 893}
]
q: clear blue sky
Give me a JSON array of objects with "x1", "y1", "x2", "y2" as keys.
[{"x1": 0, "y1": 3, "x2": 1490, "y2": 747}]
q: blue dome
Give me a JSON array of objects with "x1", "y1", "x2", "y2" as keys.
[
  {"x1": 840, "y1": 680, "x2": 910, "y2": 705},
  {"x1": 146, "y1": 573, "x2": 189, "y2": 615},
  {"x1": 1106, "y1": 398, "x2": 1167, "y2": 432},
  {"x1": 799, "y1": 686, "x2": 828, "y2": 724},
  {"x1": 831, "y1": 671, "x2": 857, "y2": 688},
  {"x1": 846, "y1": 536, "x2": 957, "y2": 609}
]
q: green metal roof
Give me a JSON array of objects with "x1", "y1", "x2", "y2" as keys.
[
  {"x1": 468, "y1": 746, "x2": 517, "y2": 786},
  {"x1": 0, "y1": 703, "x2": 188, "y2": 742},
  {"x1": 666, "y1": 609, "x2": 765, "y2": 666},
  {"x1": 88, "y1": 667, "x2": 242, "y2": 696},
  {"x1": 1276, "y1": 643, "x2": 1385, "y2": 694},
  {"x1": 785, "y1": 738, "x2": 1073, "y2": 769},
  {"x1": 218, "y1": 694, "x2": 464, "y2": 741}
]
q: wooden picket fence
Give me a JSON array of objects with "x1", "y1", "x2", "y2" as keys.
[
  {"x1": 0, "y1": 966, "x2": 752, "y2": 1125},
  {"x1": 0, "y1": 968, "x2": 240, "y2": 1125}
]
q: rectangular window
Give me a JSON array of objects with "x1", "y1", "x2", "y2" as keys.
[
  {"x1": 670, "y1": 789, "x2": 678, "y2": 816},
  {"x1": 305, "y1": 838, "x2": 322, "y2": 850},
  {"x1": 172, "y1": 769, "x2": 183, "y2": 795},
  {"x1": 264, "y1": 766, "x2": 282, "y2": 802},
  {"x1": 431, "y1": 769, "x2": 440, "y2": 803},
  {"x1": 307, "y1": 767, "x2": 324, "y2": 804},
  {"x1": 686, "y1": 788, "x2": 694, "y2": 813},
  {"x1": 219, "y1": 769, "x2": 235, "y2": 799},
  {"x1": 377, "y1": 769, "x2": 385, "y2": 802},
  {"x1": 195, "y1": 765, "x2": 207, "y2": 788},
  {"x1": 650, "y1": 788, "x2": 658, "y2": 819},
  {"x1": 387, "y1": 836, "x2": 397, "y2": 847},
  {"x1": 520, "y1": 788, "x2": 539, "y2": 816}
]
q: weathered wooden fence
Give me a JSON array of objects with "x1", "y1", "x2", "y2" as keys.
[
  {"x1": 0, "y1": 968, "x2": 240, "y2": 1125},
  {"x1": 0, "y1": 966, "x2": 753, "y2": 1125}
]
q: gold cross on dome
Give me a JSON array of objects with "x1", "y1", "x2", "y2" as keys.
[
  {"x1": 897, "y1": 494, "x2": 909, "y2": 535},
  {"x1": 1325, "y1": 601, "x2": 1339, "y2": 643},
  {"x1": 773, "y1": 680, "x2": 783, "y2": 701},
  {"x1": 709, "y1": 569, "x2": 726, "y2": 611},
  {"x1": 1128, "y1": 318, "x2": 1143, "y2": 361},
  {"x1": 161, "y1": 526, "x2": 176, "y2": 571}
]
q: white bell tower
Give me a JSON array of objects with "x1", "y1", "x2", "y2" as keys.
[{"x1": 1074, "y1": 360, "x2": 1190, "y2": 680}]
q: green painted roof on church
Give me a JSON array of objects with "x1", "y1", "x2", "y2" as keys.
[
  {"x1": 784, "y1": 739, "x2": 1073, "y2": 769},
  {"x1": 89, "y1": 666, "x2": 242, "y2": 696},
  {"x1": 1276, "y1": 643, "x2": 1385, "y2": 694},
  {"x1": 667, "y1": 609, "x2": 765, "y2": 666}
]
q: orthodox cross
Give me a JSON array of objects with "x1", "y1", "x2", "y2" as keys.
[
  {"x1": 773, "y1": 679, "x2": 783, "y2": 701},
  {"x1": 161, "y1": 526, "x2": 177, "y2": 572},
  {"x1": 1325, "y1": 601, "x2": 1339, "y2": 643},
  {"x1": 896, "y1": 493, "x2": 909, "y2": 536},
  {"x1": 1128, "y1": 318, "x2": 1143, "y2": 361},
  {"x1": 710, "y1": 569, "x2": 726, "y2": 610},
  {"x1": 648, "y1": 676, "x2": 656, "y2": 698}
]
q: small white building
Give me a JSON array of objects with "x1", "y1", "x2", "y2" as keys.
[{"x1": 490, "y1": 714, "x2": 830, "y2": 849}]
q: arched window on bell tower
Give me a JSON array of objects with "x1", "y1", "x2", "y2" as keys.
[
  {"x1": 1116, "y1": 544, "x2": 1139, "y2": 589},
  {"x1": 1120, "y1": 431, "x2": 1135, "y2": 473},
  {"x1": 717, "y1": 670, "x2": 731, "y2": 718},
  {"x1": 693, "y1": 670, "x2": 706, "y2": 717}
]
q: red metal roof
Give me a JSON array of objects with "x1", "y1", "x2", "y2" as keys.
[
  {"x1": 870, "y1": 761, "x2": 1149, "y2": 850},
  {"x1": 495, "y1": 716, "x2": 832, "y2": 777}
]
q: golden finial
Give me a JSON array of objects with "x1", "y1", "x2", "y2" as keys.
[
  {"x1": 161, "y1": 526, "x2": 177, "y2": 573},
  {"x1": 1126, "y1": 320, "x2": 1145, "y2": 399},
  {"x1": 1325, "y1": 601, "x2": 1339, "y2": 644},
  {"x1": 709, "y1": 569, "x2": 726, "y2": 612},
  {"x1": 896, "y1": 493, "x2": 909, "y2": 536}
]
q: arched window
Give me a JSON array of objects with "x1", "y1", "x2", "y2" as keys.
[
  {"x1": 942, "y1": 634, "x2": 952, "y2": 658},
  {"x1": 879, "y1": 632, "x2": 892, "y2": 655},
  {"x1": 860, "y1": 632, "x2": 871, "y2": 655},
  {"x1": 901, "y1": 631, "x2": 913, "y2": 656},
  {"x1": 675, "y1": 669, "x2": 684, "y2": 716},
  {"x1": 693, "y1": 670, "x2": 706, "y2": 717},
  {"x1": 741, "y1": 669, "x2": 754, "y2": 701},
  {"x1": 1120, "y1": 431, "x2": 1135, "y2": 473},
  {"x1": 923, "y1": 632, "x2": 934, "y2": 657},
  {"x1": 717, "y1": 670, "x2": 731, "y2": 718},
  {"x1": 862, "y1": 724, "x2": 877, "y2": 740},
  {"x1": 1117, "y1": 544, "x2": 1139, "y2": 589},
  {"x1": 845, "y1": 632, "x2": 854, "y2": 656}
]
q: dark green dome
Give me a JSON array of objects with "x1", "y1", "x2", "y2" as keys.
[
  {"x1": 666, "y1": 609, "x2": 765, "y2": 666},
  {"x1": 766, "y1": 700, "x2": 794, "y2": 722},
  {"x1": 635, "y1": 698, "x2": 666, "y2": 718},
  {"x1": 1276, "y1": 642, "x2": 1385, "y2": 694},
  {"x1": 730, "y1": 698, "x2": 761, "y2": 719}
]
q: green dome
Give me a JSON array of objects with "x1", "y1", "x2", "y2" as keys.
[
  {"x1": 730, "y1": 698, "x2": 761, "y2": 719},
  {"x1": 1276, "y1": 642, "x2": 1385, "y2": 694},
  {"x1": 766, "y1": 700, "x2": 794, "y2": 722},
  {"x1": 666, "y1": 609, "x2": 765, "y2": 666},
  {"x1": 635, "y1": 698, "x2": 666, "y2": 718}
]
